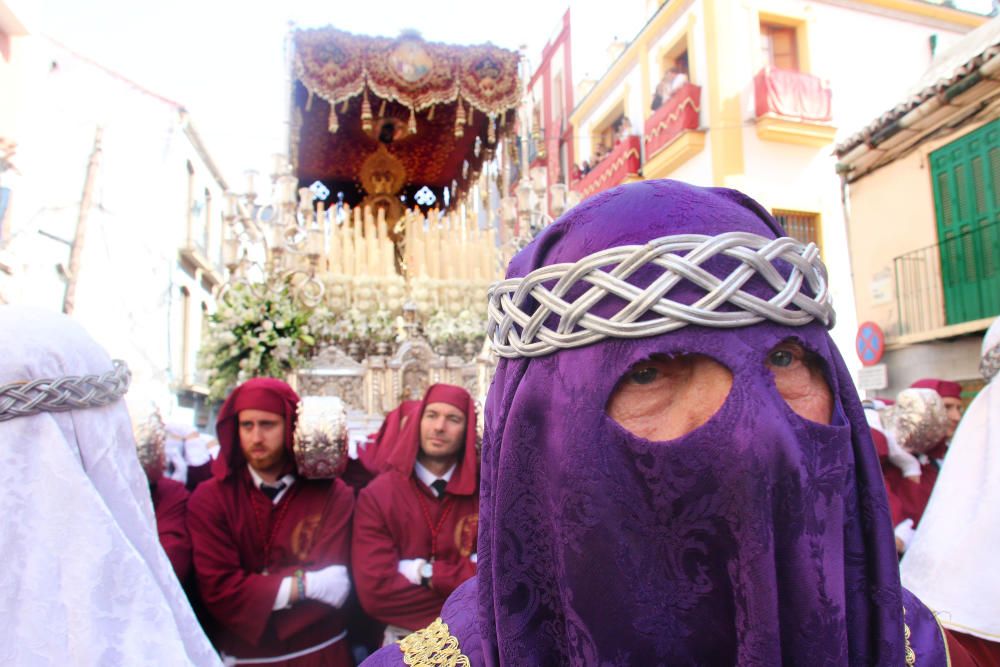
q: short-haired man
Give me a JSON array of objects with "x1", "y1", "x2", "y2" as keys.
[
  {"x1": 883, "y1": 378, "x2": 965, "y2": 548},
  {"x1": 188, "y1": 377, "x2": 354, "y2": 665},
  {"x1": 910, "y1": 377, "x2": 964, "y2": 453},
  {"x1": 352, "y1": 384, "x2": 479, "y2": 645}
]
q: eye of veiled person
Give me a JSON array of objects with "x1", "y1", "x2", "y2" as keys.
[
  {"x1": 765, "y1": 340, "x2": 833, "y2": 425},
  {"x1": 606, "y1": 354, "x2": 732, "y2": 441}
]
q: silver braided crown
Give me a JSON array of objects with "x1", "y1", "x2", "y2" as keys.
[
  {"x1": 487, "y1": 232, "x2": 835, "y2": 359},
  {"x1": 0, "y1": 360, "x2": 131, "y2": 422}
]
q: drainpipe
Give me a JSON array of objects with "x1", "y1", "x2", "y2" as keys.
[{"x1": 63, "y1": 126, "x2": 103, "y2": 315}]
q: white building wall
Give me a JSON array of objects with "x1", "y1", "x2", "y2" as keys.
[
  {"x1": 808, "y1": 2, "x2": 970, "y2": 138},
  {"x1": 1, "y1": 38, "x2": 227, "y2": 423},
  {"x1": 660, "y1": 135, "x2": 713, "y2": 185}
]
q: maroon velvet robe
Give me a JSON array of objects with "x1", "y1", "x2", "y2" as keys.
[
  {"x1": 151, "y1": 477, "x2": 192, "y2": 583},
  {"x1": 883, "y1": 457, "x2": 938, "y2": 528},
  {"x1": 188, "y1": 470, "x2": 354, "y2": 666},
  {"x1": 948, "y1": 631, "x2": 1000, "y2": 667},
  {"x1": 353, "y1": 470, "x2": 478, "y2": 631}
]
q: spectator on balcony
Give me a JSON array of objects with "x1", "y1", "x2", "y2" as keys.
[
  {"x1": 615, "y1": 117, "x2": 633, "y2": 144},
  {"x1": 0, "y1": 306, "x2": 220, "y2": 666},
  {"x1": 651, "y1": 66, "x2": 689, "y2": 111}
]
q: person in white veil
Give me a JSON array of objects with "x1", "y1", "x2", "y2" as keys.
[
  {"x1": 0, "y1": 305, "x2": 221, "y2": 666},
  {"x1": 901, "y1": 315, "x2": 1000, "y2": 663}
]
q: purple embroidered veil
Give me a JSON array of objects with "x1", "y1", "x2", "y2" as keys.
[{"x1": 363, "y1": 180, "x2": 948, "y2": 666}]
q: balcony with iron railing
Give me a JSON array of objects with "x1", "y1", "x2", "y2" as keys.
[{"x1": 892, "y1": 220, "x2": 1000, "y2": 341}]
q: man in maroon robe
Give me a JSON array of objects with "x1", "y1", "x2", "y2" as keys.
[
  {"x1": 880, "y1": 379, "x2": 963, "y2": 541},
  {"x1": 188, "y1": 378, "x2": 355, "y2": 666},
  {"x1": 152, "y1": 476, "x2": 194, "y2": 582},
  {"x1": 352, "y1": 384, "x2": 479, "y2": 644},
  {"x1": 910, "y1": 377, "x2": 964, "y2": 462}
]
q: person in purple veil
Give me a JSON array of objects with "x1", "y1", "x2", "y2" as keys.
[{"x1": 363, "y1": 180, "x2": 980, "y2": 665}]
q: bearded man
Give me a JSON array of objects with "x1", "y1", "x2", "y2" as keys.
[
  {"x1": 188, "y1": 377, "x2": 354, "y2": 666},
  {"x1": 363, "y1": 180, "x2": 986, "y2": 665}
]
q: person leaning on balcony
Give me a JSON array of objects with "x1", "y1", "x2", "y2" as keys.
[
  {"x1": 651, "y1": 66, "x2": 689, "y2": 111},
  {"x1": 901, "y1": 316, "x2": 1000, "y2": 666},
  {"x1": 615, "y1": 116, "x2": 633, "y2": 144}
]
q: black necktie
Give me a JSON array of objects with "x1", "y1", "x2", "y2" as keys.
[
  {"x1": 430, "y1": 479, "x2": 448, "y2": 498},
  {"x1": 260, "y1": 481, "x2": 286, "y2": 501}
]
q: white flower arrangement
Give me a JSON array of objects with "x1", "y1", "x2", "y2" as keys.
[
  {"x1": 200, "y1": 279, "x2": 316, "y2": 402},
  {"x1": 423, "y1": 308, "x2": 486, "y2": 355}
]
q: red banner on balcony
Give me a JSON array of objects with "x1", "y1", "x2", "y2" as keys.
[
  {"x1": 644, "y1": 83, "x2": 701, "y2": 158},
  {"x1": 754, "y1": 67, "x2": 832, "y2": 122},
  {"x1": 572, "y1": 135, "x2": 641, "y2": 198}
]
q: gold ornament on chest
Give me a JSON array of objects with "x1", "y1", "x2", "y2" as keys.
[{"x1": 398, "y1": 618, "x2": 470, "y2": 666}]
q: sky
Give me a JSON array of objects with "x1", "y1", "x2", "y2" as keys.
[{"x1": 8, "y1": 0, "x2": 644, "y2": 185}]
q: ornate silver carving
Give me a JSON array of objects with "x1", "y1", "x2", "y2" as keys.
[{"x1": 294, "y1": 396, "x2": 348, "y2": 479}]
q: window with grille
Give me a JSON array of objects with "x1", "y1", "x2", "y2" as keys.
[{"x1": 772, "y1": 209, "x2": 820, "y2": 251}]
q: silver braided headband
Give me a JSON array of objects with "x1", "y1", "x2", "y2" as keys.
[
  {"x1": 487, "y1": 232, "x2": 835, "y2": 359},
  {"x1": 0, "y1": 360, "x2": 131, "y2": 422}
]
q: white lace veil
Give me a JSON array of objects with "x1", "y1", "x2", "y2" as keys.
[
  {"x1": 0, "y1": 305, "x2": 221, "y2": 666},
  {"x1": 900, "y1": 316, "x2": 1000, "y2": 641}
]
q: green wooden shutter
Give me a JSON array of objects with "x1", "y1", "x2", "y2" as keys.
[{"x1": 929, "y1": 119, "x2": 1000, "y2": 325}]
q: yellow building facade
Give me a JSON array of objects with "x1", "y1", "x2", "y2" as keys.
[{"x1": 567, "y1": 0, "x2": 985, "y2": 369}]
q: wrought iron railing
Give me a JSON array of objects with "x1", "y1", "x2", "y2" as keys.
[{"x1": 893, "y1": 220, "x2": 1000, "y2": 337}]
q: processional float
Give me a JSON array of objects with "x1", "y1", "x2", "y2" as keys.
[{"x1": 205, "y1": 27, "x2": 523, "y2": 434}]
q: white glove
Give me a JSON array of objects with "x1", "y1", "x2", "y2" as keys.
[
  {"x1": 398, "y1": 558, "x2": 426, "y2": 586},
  {"x1": 470, "y1": 553, "x2": 477, "y2": 565},
  {"x1": 886, "y1": 430, "x2": 922, "y2": 479},
  {"x1": 894, "y1": 518, "x2": 916, "y2": 553},
  {"x1": 304, "y1": 564, "x2": 351, "y2": 608}
]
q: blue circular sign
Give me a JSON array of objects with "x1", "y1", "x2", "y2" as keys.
[{"x1": 855, "y1": 321, "x2": 885, "y2": 367}]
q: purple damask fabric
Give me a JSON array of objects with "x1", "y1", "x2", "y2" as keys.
[{"x1": 362, "y1": 180, "x2": 948, "y2": 666}]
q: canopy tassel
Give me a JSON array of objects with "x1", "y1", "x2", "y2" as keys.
[
  {"x1": 408, "y1": 106, "x2": 417, "y2": 134},
  {"x1": 361, "y1": 89, "x2": 373, "y2": 133},
  {"x1": 328, "y1": 106, "x2": 339, "y2": 134},
  {"x1": 488, "y1": 113, "x2": 497, "y2": 144},
  {"x1": 455, "y1": 100, "x2": 465, "y2": 139}
]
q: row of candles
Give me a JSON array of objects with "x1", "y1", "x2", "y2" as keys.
[{"x1": 222, "y1": 182, "x2": 504, "y2": 285}]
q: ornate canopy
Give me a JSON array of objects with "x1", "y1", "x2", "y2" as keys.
[{"x1": 291, "y1": 27, "x2": 521, "y2": 205}]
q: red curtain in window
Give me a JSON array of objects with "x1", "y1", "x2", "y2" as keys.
[{"x1": 754, "y1": 67, "x2": 832, "y2": 122}]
